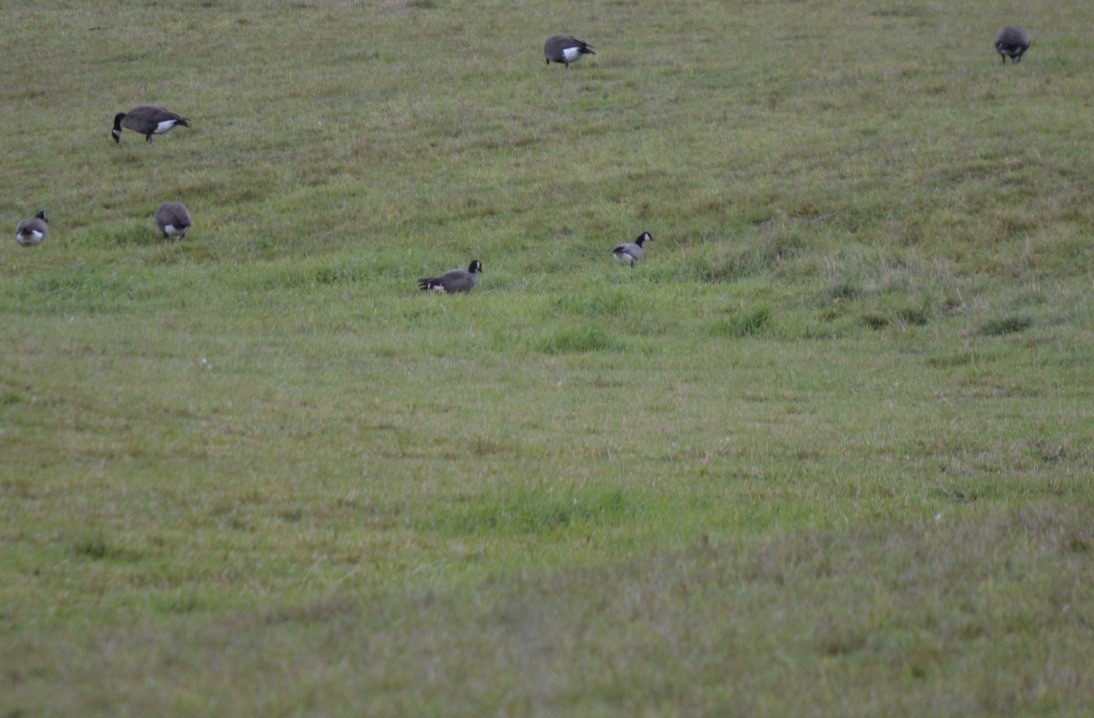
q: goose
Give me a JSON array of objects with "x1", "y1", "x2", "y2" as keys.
[
  {"x1": 155, "y1": 202, "x2": 191, "y2": 239},
  {"x1": 995, "y1": 26, "x2": 1030, "y2": 64},
  {"x1": 418, "y1": 260, "x2": 482, "y2": 294},
  {"x1": 16, "y1": 211, "x2": 48, "y2": 247},
  {"x1": 112, "y1": 105, "x2": 190, "y2": 143},
  {"x1": 544, "y1": 35, "x2": 595, "y2": 68},
  {"x1": 612, "y1": 232, "x2": 653, "y2": 266}
]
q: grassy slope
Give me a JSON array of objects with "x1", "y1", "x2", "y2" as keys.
[{"x1": 1, "y1": 0, "x2": 1091, "y2": 715}]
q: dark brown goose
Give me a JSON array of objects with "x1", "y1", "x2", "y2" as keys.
[
  {"x1": 612, "y1": 232, "x2": 653, "y2": 266},
  {"x1": 995, "y1": 26, "x2": 1030, "y2": 64},
  {"x1": 112, "y1": 105, "x2": 190, "y2": 143},
  {"x1": 154, "y1": 202, "x2": 191, "y2": 239},
  {"x1": 418, "y1": 260, "x2": 482, "y2": 294},
  {"x1": 544, "y1": 35, "x2": 595, "y2": 68},
  {"x1": 16, "y1": 211, "x2": 48, "y2": 247}
]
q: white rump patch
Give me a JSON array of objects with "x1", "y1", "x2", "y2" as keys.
[
  {"x1": 154, "y1": 120, "x2": 178, "y2": 134},
  {"x1": 562, "y1": 46, "x2": 582, "y2": 63},
  {"x1": 17, "y1": 230, "x2": 44, "y2": 246},
  {"x1": 431, "y1": 285, "x2": 447, "y2": 294}
]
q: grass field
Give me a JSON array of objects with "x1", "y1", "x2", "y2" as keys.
[{"x1": 1, "y1": 0, "x2": 1091, "y2": 715}]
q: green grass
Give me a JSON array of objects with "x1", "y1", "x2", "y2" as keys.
[{"x1": 1, "y1": 0, "x2": 1092, "y2": 715}]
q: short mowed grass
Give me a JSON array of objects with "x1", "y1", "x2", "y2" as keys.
[{"x1": 1, "y1": 0, "x2": 1091, "y2": 715}]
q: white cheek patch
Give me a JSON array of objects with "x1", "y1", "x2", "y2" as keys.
[
  {"x1": 562, "y1": 46, "x2": 581, "y2": 63},
  {"x1": 154, "y1": 120, "x2": 177, "y2": 134}
]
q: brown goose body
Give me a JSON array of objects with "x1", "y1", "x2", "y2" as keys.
[
  {"x1": 612, "y1": 232, "x2": 653, "y2": 266},
  {"x1": 112, "y1": 105, "x2": 190, "y2": 143},
  {"x1": 544, "y1": 35, "x2": 595, "y2": 67},
  {"x1": 155, "y1": 202, "x2": 191, "y2": 239},
  {"x1": 16, "y1": 211, "x2": 48, "y2": 247},
  {"x1": 418, "y1": 260, "x2": 482, "y2": 294},
  {"x1": 995, "y1": 26, "x2": 1030, "y2": 63}
]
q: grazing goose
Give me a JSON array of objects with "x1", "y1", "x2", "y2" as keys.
[
  {"x1": 418, "y1": 260, "x2": 482, "y2": 294},
  {"x1": 612, "y1": 232, "x2": 653, "y2": 266},
  {"x1": 112, "y1": 105, "x2": 190, "y2": 143},
  {"x1": 155, "y1": 202, "x2": 192, "y2": 239},
  {"x1": 995, "y1": 26, "x2": 1030, "y2": 63},
  {"x1": 544, "y1": 35, "x2": 595, "y2": 68},
  {"x1": 16, "y1": 211, "x2": 48, "y2": 247}
]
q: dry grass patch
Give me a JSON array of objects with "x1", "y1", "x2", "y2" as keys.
[{"x1": 4, "y1": 504, "x2": 1089, "y2": 716}]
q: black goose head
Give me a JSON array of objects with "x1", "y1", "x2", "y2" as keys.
[
  {"x1": 111, "y1": 112, "x2": 126, "y2": 142},
  {"x1": 468, "y1": 260, "x2": 483, "y2": 274},
  {"x1": 635, "y1": 232, "x2": 653, "y2": 246}
]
